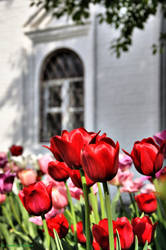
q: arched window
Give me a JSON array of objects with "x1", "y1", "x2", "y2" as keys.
[{"x1": 39, "y1": 49, "x2": 84, "y2": 142}]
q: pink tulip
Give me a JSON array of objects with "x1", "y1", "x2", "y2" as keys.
[
  {"x1": 52, "y1": 185, "x2": 68, "y2": 209},
  {"x1": 119, "y1": 153, "x2": 133, "y2": 171},
  {"x1": 29, "y1": 207, "x2": 65, "y2": 226},
  {"x1": 68, "y1": 178, "x2": 83, "y2": 200},
  {"x1": 120, "y1": 177, "x2": 144, "y2": 193},
  {"x1": 38, "y1": 154, "x2": 53, "y2": 174},
  {"x1": 141, "y1": 183, "x2": 156, "y2": 194},
  {"x1": 109, "y1": 169, "x2": 133, "y2": 186},
  {"x1": 29, "y1": 216, "x2": 43, "y2": 226},
  {"x1": 153, "y1": 130, "x2": 166, "y2": 157},
  {"x1": 0, "y1": 193, "x2": 6, "y2": 204},
  {"x1": 18, "y1": 169, "x2": 37, "y2": 186}
]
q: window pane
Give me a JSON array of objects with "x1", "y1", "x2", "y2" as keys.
[
  {"x1": 68, "y1": 111, "x2": 84, "y2": 130},
  {"x1": 49, "y1": 86, "x2": 62, "y2": 107},
  {"x1": 69, "y1": 81, "x2": 84, "y2": 107},
  {"x1": 47, "y1": 113, "x2": 62, "y2": 138}
]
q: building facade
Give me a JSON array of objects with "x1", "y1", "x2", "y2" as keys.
[{"x1": 0, "y1": 0, "x2": 163, "y2": 154}]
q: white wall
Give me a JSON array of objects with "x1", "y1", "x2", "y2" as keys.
[
  {"x1": 0, "y1": 0, "x2": 32, "y2": 151},
  {"x1": 95, "y1": 13, "x2": 161, "y2": 151}
]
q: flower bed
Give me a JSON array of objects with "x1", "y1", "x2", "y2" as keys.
[{"x1": 0, "y1": 128, "x2": 166, "y2": 250}]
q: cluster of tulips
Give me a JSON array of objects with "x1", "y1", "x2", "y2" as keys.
[{"x1": 0, "y1": 128, "x2": 166, "y2": 250}]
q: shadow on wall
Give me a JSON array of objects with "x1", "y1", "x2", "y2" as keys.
[{"x1": 0, "y1": 46, "x2": 37, "y2": 152}]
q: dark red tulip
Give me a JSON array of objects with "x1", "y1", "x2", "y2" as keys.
[
  {"x1": 123, "y1": 137, "x2": 166, "y2": 176},
  {"x1": 132, "y1": 216, "x2": 157, "y2": 245},
  {"x1": 92, "y1": 218, "x2": 114, "y2": 250},
  {"x1": 81, "y1": 137, "x2": 119, "y2": 182},
  {"x1": 19, "y1": 181, "x2": 52, "y2": 216},
  {"x1": 135, "y1": 192, "x2": 157, "y2": 213},
  {"x1": 43, "y1": 137, "x2": 63, "y2": 161},
  {"x1": 50, "y1": 128, "x2": 98, "y2": 169},
  {"x1": 48, "y1": 161, "x2": 70, "y2": 182},
  {"x1": 46, "y1": 214, "x2": 69, "y2": 238},
  {"x1": 93, "y1": 217, "x2": 134, "y2": 250},
  {"x1": 115, "y1": 217, "x2": 134, "y2": 250},
  {"x1": 10, "y1": 145, "x2": 23, "y2": 156},
  {"x1": 71, "y1": 221, "x2": 86, "y2": 244},
  {"x1": 69, "y1": 169, "x2": 95, "y2": 188},
  {"x1": 92, "y1": 240, "x2": 100, "y2": 250}
]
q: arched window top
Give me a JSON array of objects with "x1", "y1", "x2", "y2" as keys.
[{"x1": 41, "y1": 49, "x2": 84, "y2": 81}]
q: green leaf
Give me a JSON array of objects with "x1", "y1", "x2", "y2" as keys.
[
  {"x1": 53, "y1": 229, "x2": 63, "y2": 250},
  {"x1": 116, "y1": 230, "x2": 121, "y2": 250}
]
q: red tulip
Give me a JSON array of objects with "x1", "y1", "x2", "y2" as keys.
[
  {"x1": 135, "y1": 192, "x2": 157, "y2": 213},
  {"x1": 132, "y1": 216, "x2": 157, "y2": 245},
  {"x1": 46, "y1": 214, "x2": 69, "y2": 238},
  {"x1": 123, "y1": 137, "x2": 166, "y2": 176},
  {"x1": 48, "y1": 161, "x2": 70, "y2": 182},
  {"x1": 50, "y1": 128, "x2": 98, "y2": 169},
  {"x1": 115, "y1": 217, "x2": 134, "y2": 250},
  {"x1": 69, "y1": 169, "x2": 95, "y2": 188},
  {"x1": 43, "y1": 137, "x2": 63, "y2": 162},
  {"x1": 81, "y1": 137, "x2": 119, "y2": 182},
  {"x1": 92, "y1": 218, "x2": 113, "y2": 250},
  {"x1": 92, "y1": 217, "x2": 134, "y2": 250},
  {"x1": 10, "y1": 145, "x2": 23, "y2": 156},
  {"x1": 92, "y1": 240, "x2": 101, "y2": 250},
  {"x1": 19, "y1": 181, "x2": 52, "y2": 216},
  {"x1": 71, "y1": 221, "x2": 86, "y2": 244}
]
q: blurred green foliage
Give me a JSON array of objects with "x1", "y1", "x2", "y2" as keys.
[{"x1": 30, "y1": 0, "x2": 166, "y2": 57}]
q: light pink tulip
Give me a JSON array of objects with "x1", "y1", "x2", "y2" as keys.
[
  {"x1": 109, "y1": 169, "x2": 133, "y2": 186},
  {"x1": 18, "y1": 169, "x2": 37, "y2": 186},
  {"x1": 29, "y1": 216, "x2": 43, "y2": 226},
  {"x1": 153, "y1": 130, "x2": 166, "y2": 157},
  {"x1": 68, "y1": 178, "x2": 83, "y2": 200},
  {"x1": 38, "y1": 154, "x2": 53, "y2": 174},
  {"x1": 52, "y1": 185, "x2": 68, "y2": 209},
  {"x1": 0, "y1": 193, "x2": 6, "y2": 204},
  {"x1": 141, "y1": 183, "x2": 156, "y2": 194},
  {"x1": 29, "y1": 207, "x2": 65, "y2": 226},
  {"x1": 119, "y1": 153, "x2": 133, "y2": 170},
  {"x1": 120, "y1": 177, "x2": 144, "y2": 193}
]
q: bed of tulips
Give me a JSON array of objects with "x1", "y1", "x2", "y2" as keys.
[{"x1": 0, "y1": 128, "x2": 166, "y2": 250}]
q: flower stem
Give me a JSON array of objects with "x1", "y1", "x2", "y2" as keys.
[
  {"x1": 42, "y1": 215, "x2": 50, "y2": 250},
  {"x1": 97, "y1": 183, "x2": 106, "y2": 219},
  {"x1": 80, "y1": 169, "x2": 91, "y2": 250},
  {"x1": 103, "y1": 182, "x2": 114, "y2": 250},
  {"x1": 65, "y1": 182, "x2": 78, "y2": 249},
  {"x1": 129, "y1": 193, "x2": 139, "y2": 217},
  {"x1": 89, "y1": 186, "x2": 100, "y2": 224}
]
